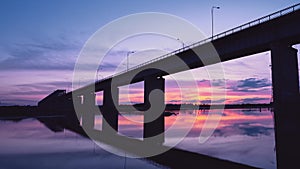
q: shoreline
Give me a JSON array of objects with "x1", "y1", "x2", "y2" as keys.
[{"x1": 0, "y1": 103, "x2": 273, "y2": 118}]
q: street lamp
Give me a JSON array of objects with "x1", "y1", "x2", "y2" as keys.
[
  {"x1": 78, "y1": 78, "x2": 83, "y2": 88},
  {"x1": 176, "y1": 38, "x2": 185, "y2": 48},
  {"x1": 96, "y1": 67, "x2": 103, "y2": 81},
  {"x1": 127, "y1": 51, "x2": 135, "y2": 71},
  {"x1": 211, "y1": 6, "x2": 220, "y2": 39},
  {"x1": 65, "y1": 78, "x2": 70, "y2": 92}
]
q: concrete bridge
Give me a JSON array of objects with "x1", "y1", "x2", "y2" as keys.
[{"x1": 39, "y1": 3, "x2": 300, "y2": 169}]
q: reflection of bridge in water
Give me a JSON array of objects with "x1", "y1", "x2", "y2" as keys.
[{"x1": 39, "y1": 4, "x2": 300, "y2": 169}]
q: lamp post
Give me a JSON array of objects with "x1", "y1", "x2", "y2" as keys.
[
  {"x1": 127, "y1": 51, "x2": 135, "y2": 71},
  {"x1": 176, "y1": 38, "x2": 185, "y2": 48},
  {"x1": 65, "y1": 78, "x2": 70, "y2": 92},
  {"x1": 96, "y1": 67, "x2": 103, "y2": 81},
  {"x1": 79, "y1": 78, "x2": 82, "y2": 88},
  {"x1": 211, "y1": 6, "x2": 220, "y2": 39}
]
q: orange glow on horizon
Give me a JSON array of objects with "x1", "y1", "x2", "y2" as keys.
[{"x1": 93, "y1": 79, "x2": 271, "y2": 105}]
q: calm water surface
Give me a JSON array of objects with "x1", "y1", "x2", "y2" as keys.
[{"x1": 0, "y1": 109, "x2": 276, "y2": 169}]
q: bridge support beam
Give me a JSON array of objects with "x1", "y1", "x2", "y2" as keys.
[
  {"x1": 64, "y1": 96, "x2": 80, "y2": 127},
  {"x1": 73, "y1": 96, "x2": 83, "y2": 125},
  {"x1": 82, "y1": 92, "x2": 96, "y2": 131},
  {"x1": 102, "y1": 84, "x2": 119, "y2": 134},
  {"x1": 271, "y1": 43, "x2": 300, "y2": 169},
  {"x1": 143, "y1": 76, "x2": 165, "y2": 144}
]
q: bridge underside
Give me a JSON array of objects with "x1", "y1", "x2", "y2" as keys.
[
  {"x1": 70, "y1": 44, "x2": 300, "y2": 168},
  {"x1": 75, "y1": 76, "x2": 166, "y2": 144}
]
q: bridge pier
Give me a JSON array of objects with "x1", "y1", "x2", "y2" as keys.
[
  {"x1": 73, "y1": 96, "x2": 84, "y2": 124},
  {"x1": 271, "y1": 43, "x2": 300, "y2": 169},
  {"x1": 102, "y1": 84, "x2": 119, "y2": 135},
  {"x1": 81, "y1": 92, "x2": 96, "y2": 131},
  {"x1": 143, "y1": 76, "x2": 165, "y2": 144},
  {"x1": 64, "y1": 96, "x2": 80, "y2": 127}
]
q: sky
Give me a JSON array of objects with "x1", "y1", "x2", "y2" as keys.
[{"x1": 0, "y1": 0, "x2": 300, "y2": 106}]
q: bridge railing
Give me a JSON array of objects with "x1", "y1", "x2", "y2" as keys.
[
  {"x1": 95, "y1": 3, "x2": 300, "y2": 84},
  {"x1": 210, "y1": 3, "x2": 300, "y2": 41}
]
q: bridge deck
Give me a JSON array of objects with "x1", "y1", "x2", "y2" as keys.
[{"x1": 69, "y1": 3, "x2": 300, "y2": 95}]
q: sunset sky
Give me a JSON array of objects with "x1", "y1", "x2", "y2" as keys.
[{"x1": 0, "y1": 0, "x2": 300, "y2": 105}]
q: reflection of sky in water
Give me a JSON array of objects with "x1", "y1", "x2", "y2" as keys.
[
  {"x1": 101, "y1": 109, "x2": 276, "y2": 169},
  {"x1": 0, "y1": 119, "x2": 160, "y2": 169},
  {"x1": 173, "y1": 110, "x2": 276, "y2": 169},
  {"x1": 0, "y1": 109, "x2": 276, "y2": 169}
]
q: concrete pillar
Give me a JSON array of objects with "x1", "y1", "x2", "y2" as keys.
[
  {"x1": 271, "y1": 43, "x2": 300, "y2": 169},
  {"x1": 143, "y1": 76, "x2": 165, "y2": 144},
  {"x1": 81, "y1": 92, "x2": 96, "y2": 131},
  {"x1": 102, "y1": 84, "x2": 119, "y2": 134},
  {"x1": 73, "y1": 95, "x2": 83, "y2": 125},
  {"x1": 271, "y1": 43, "x2": 299, "y2": 102},
  {"x1": 64, "y1": 96, "x2": 80, "y2": 127}
]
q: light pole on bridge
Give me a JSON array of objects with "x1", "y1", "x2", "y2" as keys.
[
  {"x1": 96, "y1": 67, "x2": 103, "y2": 81},
  {"x1": 211, "y1": 6, "x2": 220, "y2": 39},
  {"x1": 127, "y1": 51, "x2": 135, "y2": 71},
  {"x1": 176, "y1": 38, "x2": 185, "y2": 49}
]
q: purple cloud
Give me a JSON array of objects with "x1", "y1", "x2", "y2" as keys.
[{"x1": 229, "y1": 78, "x2": 271, "y2": 92}]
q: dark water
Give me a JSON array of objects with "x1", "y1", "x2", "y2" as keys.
[
  {"x1": 0, "y1": 109, "x2": 276, "y2": 169},
  {"x1": 0, "y1": 118, "x2": 161, "y2": 169}
]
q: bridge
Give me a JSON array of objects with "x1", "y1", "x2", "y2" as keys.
[{"x1": 39, "y1": 3, "x2": 300, "y2": 169}]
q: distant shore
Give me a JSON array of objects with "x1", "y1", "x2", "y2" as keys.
[
  {"x1": 0, "y1": 103, "x2": 272, "y2": 118},
  {"x1": 118, "y1": 103, "x2": 273, "y2": 112}
]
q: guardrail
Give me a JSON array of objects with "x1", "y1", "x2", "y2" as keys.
[{"x1": 95, "y1": 3, "x2": 300, "y2": 84}]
